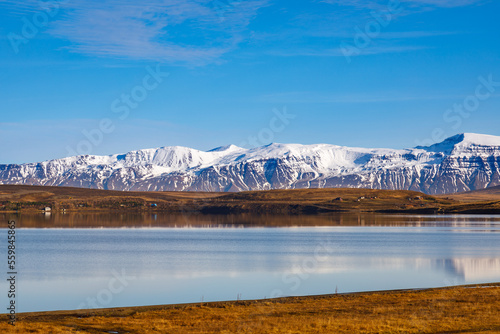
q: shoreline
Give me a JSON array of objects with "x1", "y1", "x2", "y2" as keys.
[
  {"x1": 4, "y1": 210, "x2": 500, "y2": 229},
  {"x1": 2, "y1": 283, "x2": 499, "y2": 333},
  {"x1": 6, "y1": 282, "x2": 500, "y2": 317}
]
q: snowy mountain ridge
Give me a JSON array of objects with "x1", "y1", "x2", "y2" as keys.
[{"x1": 1, "y1": 133, "x2": 500, "y2": 194}]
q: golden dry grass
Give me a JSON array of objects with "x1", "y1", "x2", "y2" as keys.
[
  {"x1": 0, "y1": 185, "x2": 448, "y2": 214},
  {"x1": 1, "y1": 184, "x2": 500, "y2": 214},
  {"x1": 439, "y1": 185, "x2": 500, "y2": 202},
  {"x1": 1, "y1": 284, "x2": 499, "y2": 333}
]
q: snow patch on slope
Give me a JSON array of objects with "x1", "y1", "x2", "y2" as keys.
[{"x1": 2, "y1": 133, "x2": 500, "y2": 194}]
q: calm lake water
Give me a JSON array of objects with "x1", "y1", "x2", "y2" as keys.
[{"x1": 1, "y1": 213, "x2": 500, "y2": 313}]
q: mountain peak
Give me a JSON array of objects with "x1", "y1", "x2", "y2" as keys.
[
  {"x1": 208, "y1": 144, "x2": 244, "y2": 153},
  {"x1": 2, "y1": 133, "x2": 500, "y2": 194},
  {"x1": 417, "y1": 133, "x2": 500, "y2": 153},
  {"x1": 459, "y1": 133, "x2": 500, "y2": 146}
]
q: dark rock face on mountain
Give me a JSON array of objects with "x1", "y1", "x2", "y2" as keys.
[{"x1": 1, "y1": 133, "x2": 500, "y2": 194}]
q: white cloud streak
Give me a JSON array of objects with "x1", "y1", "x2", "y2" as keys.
[
  {"x1": 258, "y1": 91, "x2": 468, "y2": 104},
  {"x1": 1, "y1": 0, "x2": 485, "y2": 62},
  {"x1": 3, "y1": 0, "x2": 269, "y2": 65},
  {"x1": 266, "y1": 45, "x2": 429, "y2": 58},
  {"x1": 322, "y1": 0, "x2": 485, "y2": 10}
]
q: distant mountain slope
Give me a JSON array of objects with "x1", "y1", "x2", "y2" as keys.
[
  {"x1": 1, "y1": 133, "x2": 500, "y2": 194},
  {"x1": 441, "y1": 185, "x2": 500, "y2": 202}
]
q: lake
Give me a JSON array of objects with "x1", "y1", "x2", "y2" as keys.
[{"x1": 1, "y1": 213, "x2": 500, "y2": 313}]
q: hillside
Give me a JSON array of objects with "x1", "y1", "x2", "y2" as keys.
[
  {"x1": 2, "y1": 184, "x2": 499, "y2": 214},
  {"x1": 439, "y1": 185, "x2": 500, "y2": 202},
  {"x1": 1, "y1": 133, "x2": 500, "y2": 194}
]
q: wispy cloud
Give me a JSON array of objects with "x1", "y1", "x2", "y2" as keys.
[
  {"x1": 321, "y1": 0, "x2": 485, "y2": 10},
  {"x1": 403, "y1": 0, "x2": 486, "y2": 8},
  {"x1": 258, "y1": 91, "x2": 480, "y2": 104},
  {"x1": 274, "y1": 0, "x2": 485, "y2": 60},
  {"x1": 251, "y1": 28, "x2": 455, "y2": 41},
  {"x1": 255, "y1": 28, "x2": 451, "y2": 58},
  {"x1": 4, "y1": 0, "x2": 269, "y2": 65},
  {"x1": 266, "y1": 45, "x2": 429, "y2": 57},
  {"x1": 1, "y1": 0, "x2": 487, "y2": 63}
]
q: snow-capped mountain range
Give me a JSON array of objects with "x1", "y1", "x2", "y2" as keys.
[{"x1": 1, "y1": 133, "x2": 500, "y2": 194}]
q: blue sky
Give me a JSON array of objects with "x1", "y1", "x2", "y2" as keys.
[{"x1": 1, "y1": 0, "x2": 499, "y2": 164}]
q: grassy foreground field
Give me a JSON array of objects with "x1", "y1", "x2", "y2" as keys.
[
  {"x1": 1, "y1": 284, "x2": 499, "y2": 333},
  {"x1": 2, "y1": 184, "x2": 500, "y2": 214}
]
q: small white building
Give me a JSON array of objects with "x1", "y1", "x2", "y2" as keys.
[{"x1": 44, "y1": 207, "x2": 51, "y2": 212}]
